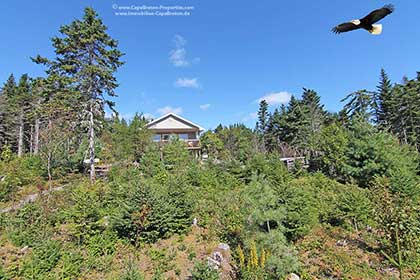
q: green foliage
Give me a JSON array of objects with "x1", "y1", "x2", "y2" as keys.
[
  {"x1": 0, "y1": 156, "x2": 44, "y2": 202},
  {"x1": 119, "y1": 260, "x2": 145, "y2": 280},
  {"x1": 211, "y1": 124, "x2": 257, "y2": 162},
  {"x1": 371, "y1": 176, "x2": 420, "y2": 271},
  {"x1": 111, "y1": 176, "x2": 193, "y2": 244},
  {"x1": 61, "y1": 183, "x2": 106, "y2": 243},
  {"x1": 189, "y1": 261, "x2": 220, "y2": 280},
  {"x1": 5, "y1": 202, "x2": 52, "y2": 247},
  {"x1": 21, "y1": 240, "x2": 61, "y2": 279},
  {"x1": 200, "y1": 131, "x2": 224, "y2": 159},
  {"x1": 86, "y1": 230, "x2": 118, "y2": 257},
  {"x1": 317, "y1": 119, "x2": 419, "y2": 187},
  {"x1": 103, "y1": 113, "x2": 152, "y2": 162},
  {"x1": 335, "y1": 186, "x2": 373, "y2": 230},
  {"x1": 162, "y1": 137, "x2": 191, "y2": 172},
  {"x1": 53, "y1": 247, "x2": 84, "y2": 279}
]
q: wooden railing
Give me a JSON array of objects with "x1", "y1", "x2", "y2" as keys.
[{"x1": 155, "y1": 139, "x2": 201, "y2": 149}]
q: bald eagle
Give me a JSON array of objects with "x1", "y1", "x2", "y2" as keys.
[{"x1": 332, "y1": 4, "x2": 394, "y2": 35}]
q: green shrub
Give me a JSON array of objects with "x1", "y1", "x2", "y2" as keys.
[
  {"x1": 0, "y1": 156, "x2": 44, "y2": 202},
  {"x1": 52, "y1": 247, "x2": 84, "y2": 279},
  {"x1": 62, "y1": 183, "x2": 105, "y2": 243},
  {"x1": 6, "y1": 202, "x2": 52, "y2": 247},
  {"x1": 119, "y1": 260, "x2": 145, "y2": 280},
  {"x1": 21, "y1": 240, "x2": 61, "y2": 279},
  {"x1": 190, "y1": 261, "x2": 220, "y2": 280},
  {"x1": 111, "y1": 176, "x2": 193, "y2": 244},
  {"x1": 86, "y1": 230, "x2": 118, "y2": 257}
]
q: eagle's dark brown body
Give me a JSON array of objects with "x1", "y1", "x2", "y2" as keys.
[{"x1": 332, "y1": 5, "x2": 394, "y2": 35}]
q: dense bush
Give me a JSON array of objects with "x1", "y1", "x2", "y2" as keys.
[
  {"x1": 190, "y1": 261, "x2": 220, "y2": 280},
  {"x1": 5, "y1": 202, "x2": 52, "y2": 247},
  {"x1": 317, "y1": 120, "x2": 419, "y2": 187},
  {"x1": 0, "y1": 155, "x2": 44, "y2": 202},
  {"x1": 111, "y1": 176, "x2": 193, "y2": 244},
  {"x1": 21, "y1": 240, "x2": 61, "y2": 279}
]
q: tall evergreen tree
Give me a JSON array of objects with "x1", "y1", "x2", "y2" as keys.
[
  {"x1": 375, "y1": 69, "x2": 393, "y2": 127},
  {"x1": 284, "y1": 96, "x2": 305, "y2": 146},
  {"x1": 15, "y1": 74, "x2": 32, "y2": 157},
  {"x1": 257, "y1": 100, "x2": 269, "y2": 133},
  {"x1": 300, "y1": 88, "x2": 326, "y2": 154},
  {"x1": 341, "y1": 89, "x2": 374, "y2": 122},
  {"x1": 265, "y1": 106, "x2": 288, "y2": 152},
  {"x1": 0, "y1": 74, "x2": 17, "y2": 151},
  {"x1": 33, "y1": 7, "x2": 124, "y2": 182}
]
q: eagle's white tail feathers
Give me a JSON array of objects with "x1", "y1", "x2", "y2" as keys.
[{"x1": 369, "y1": 24, "x2": 383, "y2": 35}]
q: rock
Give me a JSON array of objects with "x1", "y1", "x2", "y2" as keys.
[
  {"x1": 207, "y1": 251, "x2": 224, "y2": 269},
  {"x1": 192, "y1": 217, "x2": 198, "y2": 226},
  {"x1": 218, "y1": 243, "x2": 230, "y2": 251},
  {"x1": 336, "y1": 239, "x2": 348, "y2": 247},
  {"x1": 20, "y1": 246, "x2": 29, "y2": 254},
  {"x1": 286, "y1": 273, "x2": 300, "y2": 280},
  {"x1": 207, "y1": 244, "x2": 233, "y2": 279}
]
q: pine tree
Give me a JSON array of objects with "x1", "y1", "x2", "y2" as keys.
[
  {"x1": 265, "y1": 107, "x2": 288, "y2": 152},
  {"x1": 15, "y1": 74, "x2": 31, "y2": 157},
  {"x1": 300, "y1": 88, "x2": 326, "y2": 154},
  {"x1": 284, "y1": 96, "x2": 305, "y2": 147},
  {"x1": 375, "y1": 69, "x2": 393, "y2": 127},
  {"x1": 33, "y1": 7, "x2": 124, "y2": 183},
  {"x1": 257, "y1": 100, "x2": 269, "y2": 134},
  {"x1": 341, "y1": 89, "x2": 374, "y2": 122},
  {"x1": 0, "y1": 74, "x2": 17, "y2": 151}
]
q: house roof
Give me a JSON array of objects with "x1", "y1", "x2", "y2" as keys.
[{"x1": 145, "y1": 113, "x2": 205, "y2": 131}]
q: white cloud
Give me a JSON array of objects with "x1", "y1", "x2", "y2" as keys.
[
  {"x1": 257, "y1": 91, "x2": 292, "y2": 105},
  {"x1": 174, "y1": 78, "x2": 200, "y2": 88},
  {"x1": 199, "y1": 104, "x2": 210, "y2": 111},
  {"x1": 169, "y1": 34, "x2": 199, "y2": 67},
  {"x1": 157, "y1": 106, "x2": 183, "y2": 116},
  {"x1": 174, "y1": 34, "x2": 186, "y2": 48}
]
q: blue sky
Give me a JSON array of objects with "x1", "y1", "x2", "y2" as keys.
[{"x1": 1, "y1": 0, "x2": 420, "y2": 129}]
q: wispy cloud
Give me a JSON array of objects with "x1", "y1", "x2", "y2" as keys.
[
  {"x1": 169, "y1": 34, "x2": 199, "y2": 67},
  {"x1": 157, "y1": 106, "x2": 183, "y2": 116},
  {"x1": 174, "y1": 77, "x2": 200, "y2": 88},
  {"x1": 242, "y1": 112, "x2": 258, "y2": 122},
  {"x1": 199, "y1": 104, "x2": 210, "y2": 111},
  {"x1": 121, "y1": 113, "x2": 135, "y2": 121},
  {"x1": 257, "y1": 91, "x2": 292, "y2": 105},
  {"x1": 143, "y1": 113, "x2": 155, "y2": 120}
]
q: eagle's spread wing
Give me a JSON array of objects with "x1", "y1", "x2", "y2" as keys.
[
  {"x1": 362, "y1": 4, "x2": 394, "y2": 24},
  {"x1": 332, "y1": 22, "x2": 360, "y2": 34}
]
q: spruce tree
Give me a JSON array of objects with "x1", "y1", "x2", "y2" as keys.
[
  {"x1": 257, "y1": 100, "x2": 269, "y2": 133},
  {"x1": 33, "y1": 7, "x2": 124, "y2": 182},
  {"x1": 0, "y1": 74, "x2": 17, "y2": 151},
  {"x1": 341, "y1": 89, "x2": 374, "y2": 122},
  {"x1": 375, "y1": 69, "x2": 393, "y2": 127},
  {"x1": 300, "y1": 88, "x2": 326, "y2": 154}
]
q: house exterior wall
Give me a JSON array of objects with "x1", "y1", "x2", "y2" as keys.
[{"x1": 145, "y1": 113, "x2": 203, "y2": 156}]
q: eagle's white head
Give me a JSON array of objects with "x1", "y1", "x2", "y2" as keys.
[{"x1": 351, "y1": 19, "x2": 361, "y2": 25}]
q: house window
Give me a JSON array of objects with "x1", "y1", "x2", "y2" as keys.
[
  {"x1": 178, "y1": 133, "x2": 189, "y2": 140},
  {"x1": 162, "y1": 134, "x2": 170, "y2": 141},
  {"x1": 153, "y1": 134, "x2": 161, "y2": 141}
]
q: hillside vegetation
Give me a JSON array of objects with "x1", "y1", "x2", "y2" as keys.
[{"x1": 1, "y1": 7, "x2": 420, "y2": 280}]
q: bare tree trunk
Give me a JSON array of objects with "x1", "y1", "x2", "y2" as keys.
[
  {"x1": 89, "y1": 102, "x2": 95, "y2": 183},
  {"x1": 47, "y1": 152, "x2": 52, "y2": 190},
  {"x1": 34, "y1": 118, "x2": 40, "y2": 155},
  {"x1": 17, "y1": 111, "x2": 24, "y2": 157},
  {"x1": 29, "y1": 125, "x2": 34, "y2": 154}
]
